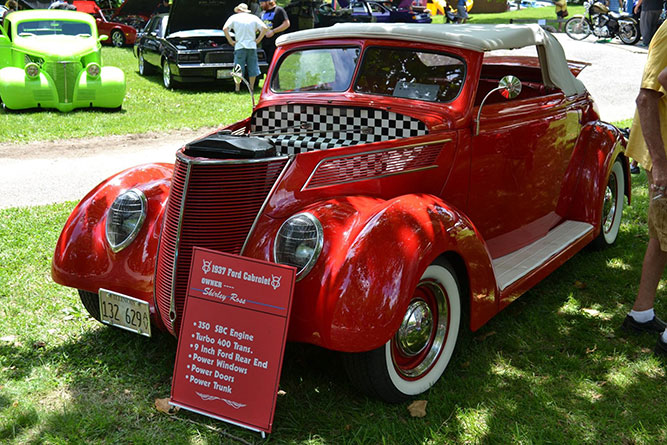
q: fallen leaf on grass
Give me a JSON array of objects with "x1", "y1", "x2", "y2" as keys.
[
  {"x1": 407, "y1": 400, "x2": 427, "y2": 418},
  {"x1": 574, "y1": 280, "x2": 587, "y2": 289},
  {"x1": 476, "y1": 331, "x2": 496, "y2": 342},
  {"x1": 582, "y1": 308, "x2": 600, "y2": 317},
  {"x1": 585, "y1": 345, "x2": 597, "y2": 354},
  {"x1": 155, "y1": 398, "x2": 179, "y2": 415},
  {"x1": 32, "y1": 341, "x2": 46, "y2": 349},
  {"x1": 277, "y1": 390, "x2": 286, "y2": 396}
]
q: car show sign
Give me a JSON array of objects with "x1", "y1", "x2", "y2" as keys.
[{"x1": 170, "y1": 247, "x2": 296, "y2": 435}]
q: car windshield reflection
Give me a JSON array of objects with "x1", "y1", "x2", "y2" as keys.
[{"x1": 17, "y1": 20, "x2": 93, "y2": 36}]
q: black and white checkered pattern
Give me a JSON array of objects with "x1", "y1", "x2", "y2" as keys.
[{"x1": 251, "y1": 105, "x2": 428, "y2": 155}]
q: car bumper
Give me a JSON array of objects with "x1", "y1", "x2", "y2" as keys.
[
  {"x1": 171, "y1": 62, "x2": 269, "y2": 83},
  {"x1": 0, "y1": 66, "x2": 126, "y2": 112}
]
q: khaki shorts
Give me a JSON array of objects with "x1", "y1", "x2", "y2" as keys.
[{"x1": 648, "y1": 188, "x2": 667, "y2": 251}]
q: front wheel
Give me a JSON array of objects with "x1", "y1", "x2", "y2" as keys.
[
  {"x1": 591, "y1": 157, "x2": 625, "y2": 249},
  {"x1": 110, "y1": 29, "x2": 125, "y2": 47},
  {"x1": 618, "y1": 20, "x2": 641, "y2": 45},
  {"x1": 342, "y1": 258, "x2": 462, "y2": 403},
  {"x1": 162, "y1": 59, "x2": 175, "y2": 89},
  {"x1": 565, "y1": 17, "x2": 592, "y2": 40},
  {"x1": 78, "y1": 289, "x2": 101, "y2": 322}
]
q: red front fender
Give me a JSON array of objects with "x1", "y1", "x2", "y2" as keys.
[
  {"x1": 245, "y1": 194, "x2": 498, "y2": 352},
  {"x1": 52, "y1": 163, "x2": 173, "y2": 328}
]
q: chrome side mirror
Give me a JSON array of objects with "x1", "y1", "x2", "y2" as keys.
[{"x1": 475, "y1": 75, "x2": 522, "y2": 136}]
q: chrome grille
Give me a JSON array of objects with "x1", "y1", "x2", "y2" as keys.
[
  {"x1": 154, "y1": 154, "x2": 288, "y2": 335},
  {"x1": 42, "y1": 61, "x2": 81, "y2": 103},
  {"x1": 205, "y1": 51, "x2": 234, "y2": 63}
]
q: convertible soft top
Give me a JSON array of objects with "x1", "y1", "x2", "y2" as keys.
[{"x1": 277, "y1": 23, "x2": 587, "y2": 97}]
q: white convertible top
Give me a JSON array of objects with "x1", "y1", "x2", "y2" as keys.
[{"x1": 276, "y1": 23, "x2": 586, "y2": 97}]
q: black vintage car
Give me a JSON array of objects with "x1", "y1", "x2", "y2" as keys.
[{"x1": 133, "y1": 0, "x2": 268, "y2": 88}]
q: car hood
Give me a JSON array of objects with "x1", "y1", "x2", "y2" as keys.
[
  {"x1": 166, "y1": 0, "x2": 234, "y2": 35},
  {"x1": 14, "y1": 35, "x2": 97, "y2": 58},
  {"x1": 113, "y1": 0, "x2": 159, "y2": 18}
]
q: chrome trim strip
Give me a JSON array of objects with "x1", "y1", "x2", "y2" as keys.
[
  {"x1": 176, "y1": 149, "x2": 288, "y2": 165},
  {"x1": 169, "y1": 161, "x2": 192, "y2": 324},
  {"x1": 240, "y1": 156, "x2": 294, "y2": 255},
  {"x1": 151, "y1": 198, "x2": 167, "y2": 325},
  {"x1": 301, "y1": 138, "x2": 452, "y2": 191}
]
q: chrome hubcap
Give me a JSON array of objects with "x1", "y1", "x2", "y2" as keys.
[
  {"x1": 603, "y1": 173, "x2": 617, "y2": 233},
  {"x1": 396, "y1": 299, "x2": 433, "y2": 357},
  {"x1": 163, "y1": 63, "x2": 170, "y2": 87},
  {"x1": 112, "y1": 32, "x2": 122, "y2": 46},
  {"x1": 392, "y1": 279, "x2": 448, "y2": 378}
]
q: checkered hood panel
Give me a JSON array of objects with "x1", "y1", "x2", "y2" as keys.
[{"x1": 251, "y1": 105, "x2": 428, "y2": 155}]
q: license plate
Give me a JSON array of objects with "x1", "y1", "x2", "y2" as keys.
[
  {"x1": 99, "y1": 289, "x2": 151, "y2": 337},
  {"x1": 216, "y1": 69, "x2": 231, "y2": 79}
]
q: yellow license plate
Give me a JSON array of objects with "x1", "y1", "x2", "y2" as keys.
[{"x1": 99, "y1": 289, "x2": 151, "y2": 337}]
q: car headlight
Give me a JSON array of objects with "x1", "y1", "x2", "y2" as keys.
[
  {"x1": 274, "y1": 213, "x2": 323, "y2": 280},
  {"x1": 86, "y1": 62, "x2": 101, "y2": 78},
  {"x1": 24, "y1": 62, "x2": 40, "y2": 78},
  {"x1": 105, "y1": 189, "x2": 147, "y2": 253}
]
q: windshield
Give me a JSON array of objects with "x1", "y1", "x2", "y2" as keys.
[
  {"x1": 271, "y1": 47, "x2": 360, "y2": 93},
  {"x1": 16, "y1": 20, "x2": 93, "y2": 37},
  {"x1": 355, "y1": 47, "x2": 465, "y2": 102}
]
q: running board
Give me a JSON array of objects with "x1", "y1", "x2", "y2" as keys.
[{"x1": 491, "y1": 221, "x2": 594, "y2": 291}]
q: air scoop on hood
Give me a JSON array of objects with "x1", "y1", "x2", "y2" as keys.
[{"x1": 184, "y1": 132, "x2": 276, "y2": 159}]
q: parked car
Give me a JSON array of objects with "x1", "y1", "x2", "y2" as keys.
[
  {"x1": 0, "y1": 9, "x2": 125, "y2": 112},
  {"x1": 73, "y1": 0, "x2": 138, "y2": 47},
  {"x1": 133, "y1": 0, "x2": 268, "y2": 89},
  {"x1": 349, "y1": 0, "x2": 432, "y2": 22},
  {"x1": 53, "y1": 23, "x2": 629, "y2": 402}
]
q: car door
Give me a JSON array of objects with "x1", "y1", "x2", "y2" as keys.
[
  {"x1": 466, "y1": 80, "x2": 582, "y2": 258},
  {"x1": 142, "y1": 16, "x2": 164, "y2": 67}
]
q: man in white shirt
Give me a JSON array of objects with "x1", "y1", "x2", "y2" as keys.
[{"x1": 223, "y1": 3, "x2": 268, "y2": 92}]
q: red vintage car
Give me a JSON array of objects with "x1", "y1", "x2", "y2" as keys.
[{"x1": 52, "y1": 24, "x2": 629, "y2": 402}]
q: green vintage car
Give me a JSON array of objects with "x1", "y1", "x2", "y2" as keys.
[{"x1": 0, "y1": 10, "x2": 125, "y2": 112}]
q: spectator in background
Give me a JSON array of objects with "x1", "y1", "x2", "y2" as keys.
[
  {"x1": 625, "y1": 0, "x2": 636, "y2": 14},
  {"x1": 249, "y1": 0, "x2": 262, "y2": 18},
  {"x1": 223, "y1": 3, "x2": 267, "y2": 93},
  {"x1": 260, "y1": 0, "x2": 290, "y2": 63},
  {"x1": 154, "y1": 0, "x2": 170, "y2": 14},
  {"x1": 623, "y1": 21, "x2": 667, "y2": 355},
  {"x1": 608, "y1": 0, "x2": 621, "y2": 12},
  {"x1": 49, "y1": 0, "x2": 76, "y2": 10},
  {"x1": 554, "y1": 0, "x2": 568, "y2": 31},
  {"x1": 456, "y1": 0, "x2": 468, "y2": 23},
  {"x1": 635, "y1": 0, "x2": 663, "y2": 46}
]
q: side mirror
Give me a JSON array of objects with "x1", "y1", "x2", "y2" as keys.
[
  {"x1": 475, "y1": 75, "x2": 522, "y2": 136},
  {"x1": 98, "y1": 34, "x2": 108, "y2": 42}
]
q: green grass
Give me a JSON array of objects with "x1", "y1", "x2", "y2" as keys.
[
  {"x1": 0, "y1": 47, "x2": 255, "y2": 143},
  {"x1": 432, "y1": 5, "x2": 586, "y2": 24},
  {"x1": 1, "y1": 165, "x2": 666, "y2": 444}
]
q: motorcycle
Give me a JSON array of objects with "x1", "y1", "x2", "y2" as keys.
[{"x1": 565, "y1": 0, "x2": 641, "y2": 45}]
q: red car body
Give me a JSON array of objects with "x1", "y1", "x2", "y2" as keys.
[
  {"x1": 52, "y1": 24, "x2": 630, "y2": 402},
  {"x1": 74, "y1": 0, "x2": 150, "y2": 47}
]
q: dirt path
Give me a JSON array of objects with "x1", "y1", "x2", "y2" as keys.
[{"x1": 0, "y1": 128, "x2": 214, "y2": 209}]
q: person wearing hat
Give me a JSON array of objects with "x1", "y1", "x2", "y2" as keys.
[
  {"x1": 223, "y1": 3, "x2": 268, "y2": 93},
  {"x1": 260, "y1": 0, "x2": 290, "y2": 63}
]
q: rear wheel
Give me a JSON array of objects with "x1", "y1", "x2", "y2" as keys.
[
  {"x1": 110, "y1": 29, "x2": 125, "y2": 47},
  {"x1": 618, "y1": 20, "x2": 641, "y2": 45},
  {"x1": 343, "y1": 258, "x2": 462, "y2": 403},
  {"x1": 137, "y1": 50, "x2": 151, "y2": 75},
  {"x1": 591, "y1": 158, "x2": 625, "y2": 249},
  {"x1": 565, "y1": 17, "x2": 592, "y2": 40},
  {"x1": 78, "y1": 289, "x2": 101, "y2": 322}
]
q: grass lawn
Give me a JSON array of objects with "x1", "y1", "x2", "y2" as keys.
[
  {"x1": 0, "y1": 7, "x2": 588, "y2": 144},
  {"x1": 1, "y1": 169, "x2": 666, "y2": 444}
]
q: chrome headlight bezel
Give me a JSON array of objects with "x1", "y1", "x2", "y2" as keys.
[
  {"x1": 24, "y1": 62, "x2": 40, "y2": 78},
  {"x1": 105, "y1": 188, "x2": 147, "y2": 253},
  {"x1": 86, "y1": 62, "x2": 101, "y2": 78},
  {"x1": 273, "y1": 212, "x2": 324, "y2": 281}
]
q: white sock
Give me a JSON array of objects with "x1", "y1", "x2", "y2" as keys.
[
  {"x1": 629, "y1": 308, "x2": 655, "y2": 323},
  {"x1": 662, "y1": 329, "x2": 667, "y2": 343}
]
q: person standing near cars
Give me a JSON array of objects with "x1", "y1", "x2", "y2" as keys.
[
  {"x1": 634, "y1": 0, "x2": 663, "y2": 46},
  {"x1": 554, "y1": 0, "x2": 568, "y2": 31},
  {"x1": 623, "y1": 21, "x2": 667, "y2": 355},
  {"x1": 224, "y1": 3, "x2": 268, "y2": 93},
  {"x1": 260, "y1": 0, "x2": 290, "y2": 63}
]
